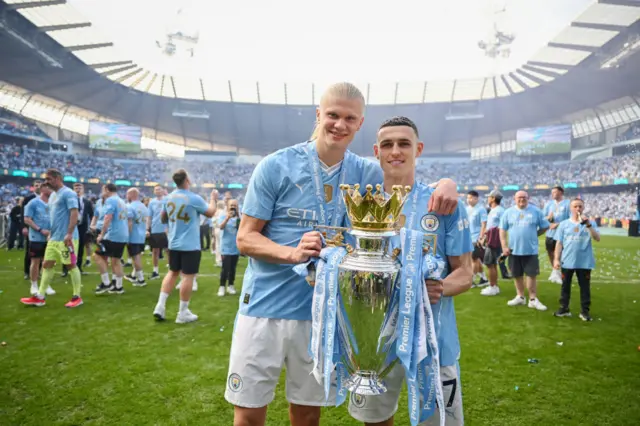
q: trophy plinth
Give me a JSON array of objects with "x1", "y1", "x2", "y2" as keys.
[{"x1": 334, "y1": 184, "x2": 411, "y2": 396}]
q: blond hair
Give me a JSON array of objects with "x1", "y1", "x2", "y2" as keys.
[{"x1": 311, "y1": 82, "x2": 366, "y2": 140}]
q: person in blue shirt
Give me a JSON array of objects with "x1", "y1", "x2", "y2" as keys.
[
  {"x1": 466, "y1": 190, "x2": 489, "y2": 287},
  {"x1": 23, "y1": 183, "x2": 54, "y2": 296},
  {"x1": 347, "y1": 116, "x2": 473, "y2": 426},
  {"x1": 217, "y1": 198, "x2": 241, "y2": 297},
  {"x1": 553, "y1": 198, "x2": 600, "y2": 321},
  {"x1": 543, "y1": 186, "x2": 571, "y2": 284},
  {"x1": 499, "y1": 190, "x2": 550, "y2": 311},
  {"x1": 95, "y1": 184, "x2": 129, "y2": 295},
  {"x1": 480, "y1": 190, "x2": 506, "y2": 297},
  {"x1": 224, "y1": 83, "x2": 460, "y2": 426},
  {"x1": 147, "y1": 185, "x2": 168, "y2": 280},
  {"x1": 152, "y1": 169, "x2": 218, "y2": 324},
  {"x1": 124, "y1": 187, "x2": 149, "y2": 288},
  {"x1": 20, "y1": 169, "x2": 83, "y2": 309}
]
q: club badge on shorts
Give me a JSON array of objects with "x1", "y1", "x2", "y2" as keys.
[
  {"x1": 421, "y1": 214, "x2": 440, "y2": 232},
  {"x1": 228, "y1": 373, "x2": 243, "y2": 392}
]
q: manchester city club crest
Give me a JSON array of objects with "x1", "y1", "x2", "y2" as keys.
[
  {"x1": 351, "y1": 392, "x2": 366, "y2": 408},
  {"x1": 421, "y1": 214, "x2": 440, "y2": 232},
  {"x1": 228, "y1": 373, "x2": 243, "y2": 392}
]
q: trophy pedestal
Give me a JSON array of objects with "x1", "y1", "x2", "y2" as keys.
[{"x1": 345, "y1": 371, "x2": 387, "y2": 396}]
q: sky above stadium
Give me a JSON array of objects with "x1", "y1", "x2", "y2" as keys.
[{"x1": 67, "y1": 0, "x2": 594, "y2": 82}]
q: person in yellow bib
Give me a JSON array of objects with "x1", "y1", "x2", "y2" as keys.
[{"x1": 20, "y1": 169, "x2": 83, "y2": 309}]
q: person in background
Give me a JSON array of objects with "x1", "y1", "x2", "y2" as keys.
[
  {"x1": 94, "y1": 184, "x2": 129, "y2": 295},
  {"x1": 152, "y1": 169, "x2": 218, "y2": 324},
  {"x1": 480, "y1": 190, "x2": 505, "y2": 296},
  {"x1": 124, "y1": 188, "x2": 149, "y2": 288},
  {"x1": 23, "y1": 183, "x2": 54, "y2": 296},
  {"x1": 543, "y1": 186, "x2": 570, "y2": 284},
  {"x1": 20, "y1": 168, "x2": 83, "y2": 308},
  {"x1": 217, "y1": 198, "x2": 240, "y2": 297},
  {"x1": 212, "y1": 200, "x2": 226, "y2": 266},
  {"x1": 21, "y1": 180, "x2": 42, "y2": 279},
  {"x1": 466, "y1": 190, "x2": 488, "y2": 287},
  {"x1": 147, "y1": 185, "x2": 168, "y2": 280},
  {"x1": 8, "y1": 197, "x2": 24, "y2": 250},
  {"x1": 73, "y1": 183, "x2": 93, "y2": 274},
  {"x1": 499, "y1": 190, "x2": 550, "y2": 311},
  {"x1": 553, "y1": 198, "x2": 600, "y2": 321},
  {"x1": 200, "y1": 213, "x2": 211, "y2": 251}
]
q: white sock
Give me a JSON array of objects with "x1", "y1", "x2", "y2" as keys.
[
  {"x1": 179, "y1": 300, "x2": 189, "y2": 313},
  {"x1": 31, "y1": 280, "x2": 37, "y2": 287},
  {"x1": 101, "y1": 273, "x2": 110, "y2": 285},
  {"x1": 481, "y1": 272, "x2": 487, "y2": 280},
  {"x1": 137, "y1": 270, "x2": 145, "y2": 281},
  {"x1": 153, "y1": 266, "x2": 159, "y2": 273},
  {"x1": 127, "y1": 258, "x2": 132, "y2": 264},
  {"x1": 157, "y1": 291, "x2": 169, "y2": 308},
  {"x1": 115, "y1": 276, "x2": 123, "y2": 289},
  {"x1": 85, "y1": 256, "x2": 90, "y2": 262}
]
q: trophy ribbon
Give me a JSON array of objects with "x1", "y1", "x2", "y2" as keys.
[{"x1": 396, "y1": 227, "x2": 446, "y2": 426}]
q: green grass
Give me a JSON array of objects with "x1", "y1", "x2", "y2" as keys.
[{"x1": 1, "y1": 236, "x2": 639, "y2": 426}]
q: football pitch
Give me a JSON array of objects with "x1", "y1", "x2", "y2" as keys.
[{"x1": 1, "y1": 236, "x2": 639, "y2": 426}]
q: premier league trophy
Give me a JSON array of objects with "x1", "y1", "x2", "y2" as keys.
[{"x1": 326, "y1": 183, "x2": 411, "y2": 396}]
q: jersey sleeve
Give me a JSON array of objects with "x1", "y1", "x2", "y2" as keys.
[
  {"x1": 480, "y1": 207, "x2": 488, "y2": 223},
  {"x1": 444, "y1": 205, "x2": 473, "y2": 256},
  {"x1": 543, "y1": 203, "x2": 550, "y2": 216},
  {"x1": 104, "y1": 198, "x2": 116, "y2": 215},
  {"x1": 65, "y1": 191, "x2": 79, "y2": 210},
  {"x1": 190, "y1": 193, "x2": 208, "y2": 215},
  {"x1": 590, "y1": 220, "x2": 600, "y2": 234},
  {"x1": 242, "y1": 155, "x2": 279, "y2": 221},
  {"x1": 537, "y1": 208, "x2": 550, "y2": 230},
  {"x1": 24, "y1": 201, "x2": 34, "y2": 219},
  {"x1": 499, "y1": 210, "x2": 510, "y2": 230},
  {"x1": 553, "y1": 221, "x2": 565, "y2": 242}
]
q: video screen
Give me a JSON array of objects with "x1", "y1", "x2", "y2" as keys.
[
  {"x1": 89, "y1": 122, "x2": 142, "y2": 153},
  {"x1": 516, "y1": 125, "x2": 572, "y2": 156}
]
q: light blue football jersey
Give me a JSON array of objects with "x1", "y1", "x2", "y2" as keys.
[
  {"x1": 94, "y1": 199, "x2": 105, "y2": 230},
  {"x1": 554, "y1": 219, "x2": 598, "y2": 270},
  {"x1": 163, "y1": 189, "x2": 209, "y2": 251},
  {"x1": 148, "y1": 197, "x2": 167, "y2": 234},
  {"x1": 543, "y1": 199, "x2": 571, "y2": 239},
  {"x1": 103, "y1": 195, "x2": 129, "y2": 243},
  {"x1": 486, "y1": 205, "x2": 505, "y2": 230},
  {"x1": 127, "y1": 200, "x2": 149, "y2": 244},
  {"x1": 466, "y1": 203, "x2": 487, "y2": 243},
  {"x1": 49, "y1": 186, "x2": 79, "y2": 242},
  {"x1": 499, "y1": 205, "x2": 550, "y2": 256},
  {"x1": 24, "y1": 197, "x2": 50, "y2": 243},
  {"x1": 390, "y1": 182, "x2": 473, "y2": 367},
  {"x1": 219, "y1": 213, "x2": 240, "y2": 255},
  {"x1": 239, "y1": 141, "x2": 383, "y2": 320}
]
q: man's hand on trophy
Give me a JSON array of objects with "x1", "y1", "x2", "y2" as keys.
[
  {"x1": 425, "y1": 279, "x2": 444, "y2": 304},
  {"x1": 428, "y1": 178, "x2": 458, "y2": 215},
  {"x1": 291, "y1": 231, "x2": 323, "y2": 263}
]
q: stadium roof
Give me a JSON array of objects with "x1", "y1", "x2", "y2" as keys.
[{"x1": 0, "y1": 0, "x2": 640, "y2": 155}]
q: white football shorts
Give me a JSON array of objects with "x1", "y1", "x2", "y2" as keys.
[
  {"x1": 224, "y1": 313, "x2": 336, "y2": 408},
  {"x1": 348, "y1": 363, "x2": 464, "y2": 425}
]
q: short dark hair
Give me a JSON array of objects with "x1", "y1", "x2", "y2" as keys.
[
  {"x1": 467, "y1": 190, "x2": 479, "y2": 197},
  {"x1": 46, "y1": 168, "x2": 62, "y2": 179},
  {"x1": 105, "y1": 183, "x2": 117, "y2": 192},
  {"x1": 552, "y1": 186, "x2": 564, "y2": 193},
  {"x1": 173, "y1": 169, "x2": 188, "y2": 188},
  {"x1": 571, "y1": 198, "x2": 584, "y2": 205},
  {"x1": 379, "y1": 116, "x2": 419, "y2": 138}
]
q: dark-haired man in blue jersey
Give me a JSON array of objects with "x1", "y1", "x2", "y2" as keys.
[
  {"x1": 347, "y1": 116, "x2": 473, "y2": 426},
  {"x1": 223, "y1": 83, "x2": 461, "y2": 426},
  {"x1": 152, "y1": 169, "x2": 218, "y2": 324}
]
